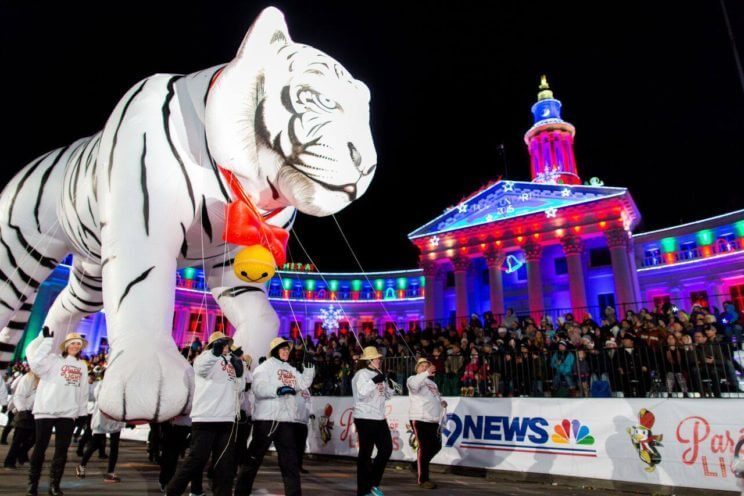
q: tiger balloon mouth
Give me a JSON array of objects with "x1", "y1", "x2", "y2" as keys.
[{"x1": 284, "y1": 161, "x2": 360, "y2": 201}]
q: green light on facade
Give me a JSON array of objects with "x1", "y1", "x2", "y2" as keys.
[
  {"x1": 735, "y1": 221, "x2": 744, "y2": 237},
  {"x1": 351, "y1": 279, "x2": 362, "y2": 292},
  {"x1": 328, "y1": 279, "x2": 339, "y2": 292},
  {"x1": 660, "y1": 237, "x2": 677, "y2": 253},
  {"x1": 420, "y1": 276, "x2": 426, "y2": 287},
  {"x1": 696, "y1": 230, "x2": 713, "y2": 246},
  {"x1": 183, "y1": 267, "x2": 196, "y2": 280},
  {"x1": 304, "y1": 279, "x2": 316, "y2": 292},
  {"x1": 282, "y1": 278, "x2": 294, "y2": 291},
  {"x1": 396, "y1": 278, "x2": 408, "y2": 290},
  {"x1": 374, "y1": 278, "x2": 385, "y2": 291}
]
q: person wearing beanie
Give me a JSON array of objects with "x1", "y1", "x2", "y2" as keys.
[
  {"x1": 166, "y1": 331, "x2": 241, "y2": 496},
  {"x1": 235, "y1": 337, "x2": 314, "y2": 496},
  {"x1": 352, "y1": 346, "x2": 394, "y2": 496},
  {"x1": 26, "y1": 328, "x2": 89, "y2": 496},
  {"x1": 407, "y1": 358, "x2": 446, "y2": 490}
]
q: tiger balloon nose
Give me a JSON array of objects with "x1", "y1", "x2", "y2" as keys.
[{"x1": 234, "y1": 245, "x2": 276, "y2": 283}]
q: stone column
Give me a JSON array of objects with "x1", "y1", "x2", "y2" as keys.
[
  {"x1": 561, "y1": 234, "x2": 589, "y2": 318},
  {"x1": 605, "y1": 227, "x2": 635, "y2": 312},
  {"x1": 484, "y1": 250, "x2": 506, "y2": 317},
  {"x1": 523, "y1": 241, "x2": 544, "y2": 320},
  {"x1": 421, "y1": 261, "x2": 440, "y2": 327},
  {"x1": 451, "y1": 256, "x2": 471, "y2": 329}
]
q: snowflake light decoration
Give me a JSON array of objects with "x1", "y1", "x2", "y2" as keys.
[
  {"x1": 533, "y1": 167, "x2": 561, "y2": 185},
  {"x1": 429, "y1": 235, "x2": 440, "y2": 248},
  {"x1": 320, "y1": 305, "x2": 343, "y2": 331},
  {"x1": 545, "y1": 207, "x2": 558, "y2": 218}
]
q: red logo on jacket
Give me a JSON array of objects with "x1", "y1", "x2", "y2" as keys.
[
  {"x1": 277, "y1": 370, "x2": 296, "y2": 387},
  {"x1": 60, "y1": 365, "x2": 82, "y2": 386}
]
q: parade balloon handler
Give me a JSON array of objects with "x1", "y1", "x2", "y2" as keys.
[
  {"x1": 166, "y1": 332, "x2": 242, "y2": 496},
  {"x1": 235, "y1": 337, "x2": 313, "y2": 496},
  {"x1": 293, "y1": 355, "x2": 316, "y2": 475},
  {"x1": 76, "y1": 372, "x2": 106, "y2": 459},
  {"x1": 76, "y1": 368, "x2": 125, "y2": 483},
  {"x1": 3, "y1": 372, "x2": 39, "y2": 469},
  {"x1": 232, "y1": 348, "x2": 254, "y2": 475},
  {"x1": 352, "y1": 346, "x2": 394, "y2": 496},
  {"x1": 407, "y1": 358, "x2": 447, "y2": 490},
  {"x1": 1, "y1": 373, "x2": 15, "y2": 445},
  {"x1": 26, "y1": 327, "x2": 88, "y2": 496}
]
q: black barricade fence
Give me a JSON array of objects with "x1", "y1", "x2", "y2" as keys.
[{"x1": 298, "y1": 342, "x2": 743, "y2": 399}]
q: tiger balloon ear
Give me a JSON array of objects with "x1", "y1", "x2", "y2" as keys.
[
  {"x1": 235, "y1": 7, "x2": 292, "y2": 62},
  {"x1": 205, "y1": 6, "x2": 292, "y2": 175}
]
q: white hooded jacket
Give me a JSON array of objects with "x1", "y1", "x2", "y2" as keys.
[
  {"x1": 190, "y1": 350, "x2": 241, "y2": 423},
  {"x1": 352, "y1": 367, "x2": 393, "y2": 421},
  {"x1": 11, "y1": 373, "x2": 37, "y2": 413},
  {"x1": 407, "y1": 371, "x2": 443, "y2": 423},
  {"x1": 293, "y1": 365, "x2": 315, "y2": 424},
  {"x1": 252, "y1": 357, "x2": 313, "y2": 422},
  {"x1": 28, "y1": 335, "x2": 87, "y2": 420}
]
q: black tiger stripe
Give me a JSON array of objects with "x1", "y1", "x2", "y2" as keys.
[
  {"x1": 101, "y1": 256, "x2": 115, "y2": 270},
  {"x1": 0, "y1": 267, "x2": 24, "y2": 300},
  {"x1": 162, "y1": 76, "x2": 195, "y2": 213},
  {"x1": 217, "y1": 286, "x2": 263, "y2": 299},
  {"x1": 212, "y1": 257, "x2": 236, "y2": 269},
  {"x1": 180, "y1": 223, "x2": 187, "y2": 258},
  {"x1": 8, "y1": 151, "x2": 53, "y2": 221},
  {"x1": 34, "y1": 146, "x2": 68, "y2": 232},
  {"x1": 20, "y1": 303, "x2": 33, "y2": 311},
  {"x1": 69, "y1": 285, "x2": 102, "y2": 308},
  {"x1": 87, "y1": 198, "x2": 98, "y2": 228},
  {"x1": 83, "y1": 135, "x2": 101, "y2": 174},
  {"x1": 69, "y1": 138, "x2": 88, "y2": 208},
  {"x1": 117, "y1": 266, "x2": 155, "y2": 311},
  {"x1": 7, "y1": 225, "x2": 57, "y2": 269},
  {"x1": 140, "y1": 133, "x2": 150, "y2": 236},
  {"x1": 0, "y1": 342, "x2": 15, "y2": 353},
  {"x1": 109, "y1": 80, "x2": 147, "y2": 190},
  {"x1": 0, "y1": 361, "x2": 10, "y2": 370},
  {"x1": 0, "y1": 299, "x2": 14, "y2": 311},
  {"x1": 0, "y1": 228, "x2": 41, "y2": 289},
  {"x1": 152, "y1": 376, "x2": 163, "y2": 422},
  {"x1": 73, "y1": 268, "x2": 102, "y2": 282},
  {"x1": 7, "y1": 320, "x2": 25, "y2": 330},
  {"x1": 200, "y1": 195, "x2": 212, "y2": 242}
]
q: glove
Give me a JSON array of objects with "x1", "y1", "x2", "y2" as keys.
[
  {"x1": 211, "y1": 338, "x2": 229, "y2": 357},
  {"x1": 372, "y1": 373, "x2": 385, "y2": 384},
  {"x1": 277, "y1": 386, "x2": 296, "y2": 396},
  {"x1": 230, "y1": 355, "x2": 244, "y2": 378},
  {"x1": 42, "y1": 326, "x2": 53, "y2": 338}
]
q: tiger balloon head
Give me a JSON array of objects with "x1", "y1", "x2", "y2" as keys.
[{"x1": 206, "y1": 7, "x2": 376, "y2": 217}]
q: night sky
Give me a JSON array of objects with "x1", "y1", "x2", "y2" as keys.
[{"x1": 1, "y1": 2, "x2": 743, "y2": 272}]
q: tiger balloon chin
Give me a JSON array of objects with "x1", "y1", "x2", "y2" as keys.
[{"x1": 0, "y1": 6, "x2": 376, "y2": 423}]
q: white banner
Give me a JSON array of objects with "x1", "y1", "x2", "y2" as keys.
[
  {"x1": 305, "y1": 397, "x2": 744, "y2": 492},
  {"x1": 7, "y1": 398, "x2": 742, "y2": 492}
]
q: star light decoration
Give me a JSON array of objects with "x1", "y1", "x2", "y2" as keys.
[
  {"x1": 502, "y1": 181, "x2": 515, "y2": 192},
  {"x1": 545, "y1": 207, "x2": 558, "y2": 218},
  {"x1": 561, "y1": 188, "x2": 571, "y2": 197},
  {"x1": 320, "y1": 305, "x2": 343, "y2": 331},
  {"x1": 457, "y1": 203, "x2": 468, "y2": 214},
  {"x1": 486, "y1": 214, "x2": 494, "y2": 222},
  {"x1": 429, "y1": 235, "x2": 440, "y2": 248}
]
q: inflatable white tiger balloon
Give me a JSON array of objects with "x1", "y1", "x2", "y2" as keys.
[{"x1": 0, "y1": 7, "x2": 376, "y2": 422}]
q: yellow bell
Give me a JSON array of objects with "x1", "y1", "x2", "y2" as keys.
[{"x1": 234, "y1": 245, "x2": 276, "y2": 283}]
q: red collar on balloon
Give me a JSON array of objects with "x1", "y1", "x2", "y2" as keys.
[
  {"x1": 209, "y1": 68, "x2": 289, "y2": 267},
  {"x1": 219, "y1": 167, "x2": 289, "y2": 268}
]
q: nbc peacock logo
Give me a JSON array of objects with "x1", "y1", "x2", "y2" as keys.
[{"x1": 551, "y1": 419, "x2": 596, "y2": 446}]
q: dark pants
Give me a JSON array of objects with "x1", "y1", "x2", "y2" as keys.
[
  {"x1": 235, "y1": 420, "x2": 301, "y2": 496},
  {"x1": 354, "y1": 418, "x2": 392, "y2": 496},
  {"x1": 294, "y1": 423, "x2": 308, "y2": 470},
  {"x1": 1, "y1": 410, "x2": 14, "y2": 443},
  {"x1": 411, "y1": 420, "x2": 441, "y2": 484},
  {"x1": 166, "y1": 422, "x2": 235, "y2": 496},
  {"x1": 5, "y1": 426, "x2": 35, "y2": 467},
  {"x1": 76, "y1": 415, "x2": 105, "y2": 457},
  {"x1": 233, "y1": 413, "x2": 252, "y2": 473},
  {"x1": 29, "y1": 418, "x2": 75, "y2": 487},
  {"x1": 159, "y1": 423, "x2": 197, "y2": 490},
  {"x1": 148, "y1": 421, "x2": 162, "y2": 462},
  {"x1": 81, "y1": 432, "x2": 120, "y2": 473}
]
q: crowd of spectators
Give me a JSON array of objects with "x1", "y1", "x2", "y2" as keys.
[{"x1": 3, "y1": 302, "x2": 743, "y2": 402}]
